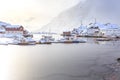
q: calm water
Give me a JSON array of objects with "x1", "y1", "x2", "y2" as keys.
[{"x1": 0, "y1": 40, "x2": 120, "y2": 80}]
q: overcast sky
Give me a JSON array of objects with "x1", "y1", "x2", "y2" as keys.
[{"x1": 0, "y1": 0, "x2": 83, "y2": 31}]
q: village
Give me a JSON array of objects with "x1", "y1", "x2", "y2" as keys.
[{"x1": 0, "y1": 21, "x2": 120, "y2": 45}]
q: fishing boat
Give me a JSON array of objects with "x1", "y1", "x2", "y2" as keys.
[
  {"x1": 0, "y1": 42, "x2": 8, "y2": 45},
  {"x1": 10, "y1": 37, "x2": 36, "y2": 45},
  {"x1": 58, "y1": 36, "x2": 86, "y2": 43},
  {"x1": 59, "y1": 31, "x2": 86, "y2": 43},
  {"x1": 39, "y1": 35, "x2": 55, "y2": 44}
]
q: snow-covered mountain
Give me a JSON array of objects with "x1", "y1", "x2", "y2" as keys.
[{"x1": 40, "y1": 0, "x2": 120, "y2": 33}]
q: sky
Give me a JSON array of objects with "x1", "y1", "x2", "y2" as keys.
[{"x1": 0, "y1": 0, "x2": 81, "y2": 31}]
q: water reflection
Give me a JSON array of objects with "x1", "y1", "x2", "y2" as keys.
[
  {"x1": 0, "y1": 39, "x2": 120, "y2": 80},
  {"x1": 0, "y1": 46, "x2": 30, "y2": 80}
]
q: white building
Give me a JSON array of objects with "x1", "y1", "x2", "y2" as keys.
[
  {"x1": 87, "y1": 23, "x2": 102, "y2": 36},
  {"x1": 100, "y1": 23, "x2": 120, "y2": 37}
]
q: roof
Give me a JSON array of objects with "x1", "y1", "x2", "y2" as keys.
[
  {"x1": 6, "y1": 25, "x2": 22, "y2": 28},
  {"x1": 88, "y1": 22, "x2": 120, "y2": 29},
  {"x1": 0, "y1": 21, "x2": 11, "y2": 26}
]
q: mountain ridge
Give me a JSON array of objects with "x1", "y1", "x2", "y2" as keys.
[{"x1": 40, "y1": 0, "x2": 120, "y2": 33}]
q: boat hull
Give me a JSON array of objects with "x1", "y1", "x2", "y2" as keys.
[
  {"x1": 59, "y1": 40, "x2": 85, "y2": 43},
  {"x1": 39, "y1": 42, "x2": 52, "y2": 44}
]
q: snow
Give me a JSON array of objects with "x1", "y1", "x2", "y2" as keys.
[
  {"x1": 102, "y1": 23, "x2": 120, "y2": 29},
  {"x1": 78, "y1": 25, "x2": 87, "y2": 30},
  {"x1": 0, "y1": 21, "x2": 22, "y2": 28},
  {"x1": 71, "y1": 22, "x2": 120, "y2": 37},
  {"x1": 0, "y1": 21, "x2": 11, "y2": 27},
  {"x1": 0, "y1": 29, "x2": 5, "y2": 32},
  {"x1": 41, "y1": 0, "x2": 120, "y2": 33},
  {"x1": 87, "y1": 22, "x2": 120, "y2": 30},
  {"x1": 6, "y1": 25, "x2": 22, "y2": 28},
  {"x1": 88, "y1": 22, "x2": 104, "y2": 28}
]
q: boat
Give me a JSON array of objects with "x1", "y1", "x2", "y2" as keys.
[
  {"x1": 10, "y1": 37, "x2": 36, "y2": 45},
  {"x1": 39, "y1": 35, "x2": 54, "y2": 44},
  {"x1": 58, "y1": 36, "x2": 86, "y2": 43},
  {"x1": 0, "y1": 42, "x2": 8, "y2": 45},
  {"x1": 58, "y1": 31, "x2": 86, "y2": 43},
  {"x1": 25, "y1": 37, "x2": 36, "y2": 45}
]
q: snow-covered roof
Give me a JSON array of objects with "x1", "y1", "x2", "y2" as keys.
[
  {"x1": 0, "y1": 29, "x2": 5, "y2": 32},
  {"x1": 102, "y1": 23, "x2": 120, "y2": 29},
  {"x1": 6, "y1": 25, "x2": 22, "y2": 28},
  {"x1": 0, "y1": 21, "x2": 23, "y2": 29},
  {"x1": 88, "y1": 22, "x2": 120, "y2": 29},
  {"x1": 88, "y1": 22, "x2": 104, "y2": 28},
  {"x1": 0, "y1": 21, "x2": 11, "y2": 27}
]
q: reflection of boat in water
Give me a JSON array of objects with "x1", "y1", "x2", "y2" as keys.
[
  {"x1": 39, "y1": 35, "x2": 55, "y2": 44},
  {"x1": 95, "y1": 38, "x2": 112, "y2": 41}
]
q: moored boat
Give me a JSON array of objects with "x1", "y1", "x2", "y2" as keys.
[
  {"x1": 10, "y1": 36, "x2": 36, "y2": 45},
  {"x1": 59, "y1": 31, "x2": 86, "y2": 43},
  {"x1": 39, "y1": 35, "x2": 55, "y2": 44},
  {"x1": 58, "y1": 36, "x2": 86, "y2": 43}
]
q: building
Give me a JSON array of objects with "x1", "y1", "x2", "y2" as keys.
[
  {"x1": 72, "y1": 25, "x2": 87, "y2": 36},
  {"x1": 87, "y1": 23, "x2": 101, "y2": 36},
  {"x1": 62, "y1": 31, "x2": 72, "y2": 36},
  {"x1": 5, "y1": 25, "x2": 24, "y2": 35},
  {"x1": 100, "y1": 23, "x2": 120, "y2": 37},
  {"x1": 0, "y1": 21, "x2": 34, "y2": 38}
]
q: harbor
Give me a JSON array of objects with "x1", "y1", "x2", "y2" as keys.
[
  {"x1": 0, "y1": 21, "x2": 120, "y2": 45},
  {"x1": 1, "y1": 0, "x2": 120, "y2": 80}
]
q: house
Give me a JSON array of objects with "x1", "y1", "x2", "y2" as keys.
[
  {"x1": 62, "y1": 31, "x2": 72, "y2": 36},
  {"x1": 5, "y1": 25, "x2": 24, "y2": 35},
  {"x1": 100, "y1": 23, "x2": 120, "y2": 37}
]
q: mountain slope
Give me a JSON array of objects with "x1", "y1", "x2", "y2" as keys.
[{"x1": 40, "y1": 0, "x2": 120, "y2": 33}]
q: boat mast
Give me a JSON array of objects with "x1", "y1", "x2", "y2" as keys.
[
  {"x1": 81, "y1": 20, "x2": 83, "y2": 25},
  {"x1": 94, "y1": 18, "x2": 97, "y2": 23}
]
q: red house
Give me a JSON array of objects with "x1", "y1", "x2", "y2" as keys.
[{"x1": 5, "y1": 25, "x2": 24, "y2": 35}]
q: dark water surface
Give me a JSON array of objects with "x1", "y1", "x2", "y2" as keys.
[{"x1": 0, "y1": 41, "x2": 120, "y2": 80}]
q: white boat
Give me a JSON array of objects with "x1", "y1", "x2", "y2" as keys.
[
  {"x1": 10, "y1": 37, "x2": 36, "y2": 45},
  {"x1": 25, "y1": 37, "x2": 36, "y2": 45},
  {"x1": 0, "y1": 42, "x2": 8, "y2": 45},
  {"x1": 58, "y1": 36, "x2": 86, "y2": 43},
  {"x1": 59, "y1": 31, "x2": 86, "y2": 43},
  {"x1": 39, "y1": 35, "x2": 55, "y2": 44}
]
